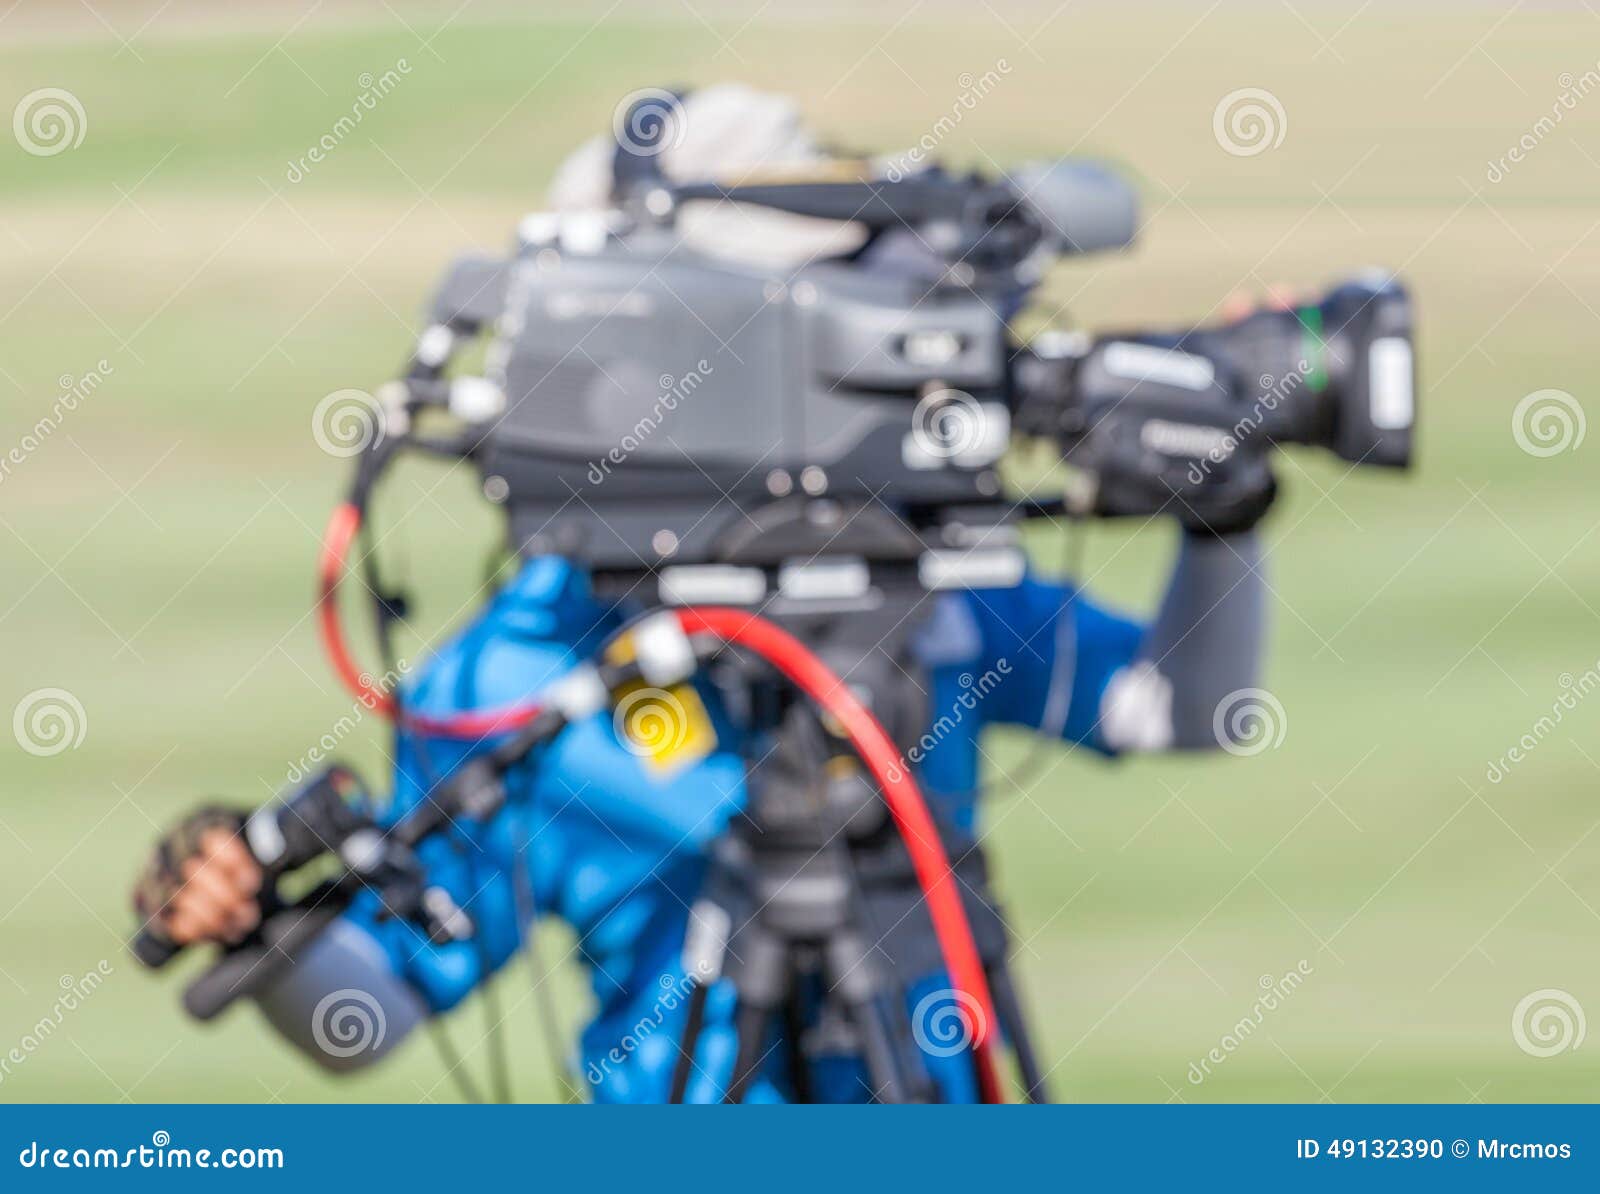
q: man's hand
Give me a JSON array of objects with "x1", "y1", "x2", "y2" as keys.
[
  {"x1": 1220, "y1": 283, "x2": 1305, "y2": 322},
  {"x1": 132, "y1": 807, "x2": 263, "y2": 947},
  {"x1": 1070, "y1": 284, "x2": 1307, "y2": 535}
]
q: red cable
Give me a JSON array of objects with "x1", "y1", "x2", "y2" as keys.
[
  {"x1": 318, "y1": 502, "x2": 545, "y2": 737},
  {"x1": 673, "y1": 606, "x2": 1006, "y2": 1104},
  {"x1": 318, "y1": 502, "x2": 396, "y2": 718},
  {"x1": 403, "y1": 705, "x2": 545, "y2": 738}
]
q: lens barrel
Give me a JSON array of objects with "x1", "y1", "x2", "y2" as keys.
[{"x1": 1183, "y1": 274, "x2": 1415, "y2": 468}]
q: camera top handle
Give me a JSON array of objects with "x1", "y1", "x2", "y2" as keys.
[
  {"x1": 669, "y1": 176, "x2": 1023, "y2": 230},
  {"x1": 608, "y1": 87, "x2": 1043, "y2": 255}
]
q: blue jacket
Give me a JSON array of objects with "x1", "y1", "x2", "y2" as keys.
[{"x1": 341, "y1": 556, "x2": 1143, "y2": 1102}]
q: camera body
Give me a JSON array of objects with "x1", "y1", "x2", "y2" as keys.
[
  {"x1": 478, "y1": 236, "x2": 1013, "y2": 572},
  {"x1": 416, "y1": 162, "x2": 1414, "y2": 583}
]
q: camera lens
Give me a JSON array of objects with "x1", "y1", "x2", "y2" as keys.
[{"x1": 1195, "y1": 275, "x2": 1415, "y2": 468}]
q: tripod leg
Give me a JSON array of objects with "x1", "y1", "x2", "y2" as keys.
[
  {"x1": 989, "y1": 959, "x2": 1050, "y2": 1103},
  {"x1": 837, "y1": 997, "x2": 915, "y2": 1103},
  {"x1": 781, "y1": 985, "x2": 813, "y2": 1103},
  {"x1": 824, "y1": 932, "x2": 930, "y2": 1103},
  {"x1": 668, "y1": 981, "x2": 710, "y2": 1103},
  {"x1": 723, "y1": 926, "x2": 789, "y2": 1103},
  {"x1": 723, "y1": 1001, "x2": 772, "y2": 1103}
]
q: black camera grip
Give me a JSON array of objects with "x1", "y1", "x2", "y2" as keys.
[{"x1": 129, "y1": 927, "x2": 184, "y2": 969}]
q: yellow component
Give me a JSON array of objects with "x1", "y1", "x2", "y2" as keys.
[
  {"x1": 825, "y1": 755, "x2": 859, "y2": 781},
  {"x1": 612, "y1": 679, "x2": 717, "y2": 777},
  {"x1": 605, "y1": 629, "x2": 715, "y2": 775}
]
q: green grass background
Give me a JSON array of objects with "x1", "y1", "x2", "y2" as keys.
[{"x1": 1, "y1": 0, "x2": 1596, "y2": 1103}]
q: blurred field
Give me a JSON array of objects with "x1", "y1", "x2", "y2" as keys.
[{"x1": 2, "y1": 0, "x2": 1598, "y2": 1103}]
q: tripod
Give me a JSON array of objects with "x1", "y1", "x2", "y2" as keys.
[
  {"x1": 670, "y1": 703, "x2": 935, "y2": 1103},
  {"x1": 665, "y1": 595, "x2": 1049, "y2": 1103}
]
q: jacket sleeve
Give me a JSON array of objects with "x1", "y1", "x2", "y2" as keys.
[
  {"x1": 250, "y1": 726, "x2": 546, "y2": 1071},
  {"x1": 966, "y1": 528, "x2": 1265, "y2": 753},
  {"x1": 251, "y1": 583, "x2": 590, "y2": 1070},
  {"x1": 958, "y1": 570, "x2": 1144, "y2": 754}
]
